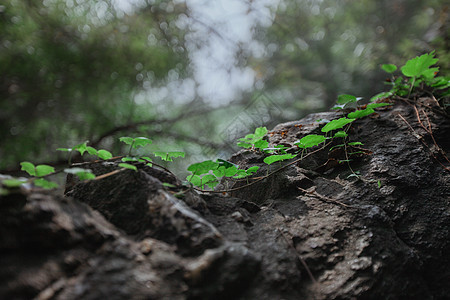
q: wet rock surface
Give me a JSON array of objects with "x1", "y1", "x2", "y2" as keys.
[{"x1": 1, "y1": 98, "x2": 449, "y2": 299}]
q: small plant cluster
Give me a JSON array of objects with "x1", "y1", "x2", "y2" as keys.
[
  {"x1": 0, "y1": 52, "x2": 447, "y2": 195},
  {"x1": 380, "y1": 51, "x2": 449, "y2": 99},
  {"x1": 0, "y1": 137, "x2": 185, "y2": 193}
]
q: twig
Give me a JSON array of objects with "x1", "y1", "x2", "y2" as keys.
[
  {"x1": 277, "y1": 229, "x2": 317, "y2": 284},
  {"x1": 397, "y1": 114, "x2": 450, "y2": 172},
  {"x1": 297, "y1": 187, "x2": 353, "y2": 208}
]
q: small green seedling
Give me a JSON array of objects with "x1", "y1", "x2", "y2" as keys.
[
  {"x1": 119, "y1": 136, "x2": 152, "y2": 155},
  {"x1": 237, "y1": 127, "x2": 268, "y2": 150},
  {"x1": 153, "y1": 151, "x2": 185, "y2": 161},
  {"x1": 20, "y1": 161, "x2": 58, "y2": 189},
  {"x1": 64, "y1": 167, "x2": 96, "y2": 180}
]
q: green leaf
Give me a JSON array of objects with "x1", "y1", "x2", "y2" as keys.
[
  {"x1": 86, "y1": 146, "x2": 98, "y2": 155},
  {"x1": 186, "y1": 174, "x2": 202, "y2": 186},
  {"x1": 431, "y1": 76, "x2": 450, "y2": 89},
  {"x1": 337, "y1": 94, "x2": 357, "y2": 104},
  {"x1": 246, "y1": 166, "x2": 260, "y2": 174},
  {"x1": 2, "y1": 178, "x2": 28, "y2": 188},
  {"x1": 119, "y1": 137, "x2": 134, "y2": 145},
  {"x1": 295, "y1": 134, "x2": 326, "y2": 148},
  {"x1": 34, "y1": 178, "x2": 59, "y2": 189},
  {"x1": 35, "y1": 165, "x2": 55, "y2": 177},
  {"x1": 321, "y1": 118, "x2": 355, "y2": 133},
  {"x1": 381, "y1": 64, "x2": 397, "y2": 73},
  {"x1": 20, "y1": 161, "x2": 36, "y2": 176},
  {"x1": 377, "y1": 180, "x2": 382, "y2": 188},
  {"x1": 237, "y1": 127, "x2": 268, "y2": 149},
  {"x1": 119, "y1": 163, "x2": 138, "y2": 172},
  {"x1": 154, "y1": 151, "x2": 185, "y2": 161},
  {"x1": 254, "y1": 139, "x2": 269, "y2": 150},
  {"x1": 401, "y1": 52, "x2": 438, "y2": 78},
  {"x1": 348, "y1": 142, "x2": 363, "y2": 146},
  {"x1": 254, "y1": 127, "x2": 268, "y2": 137},
  {"x1": 370, "y1": 92, "x2": 392, "y2": 102},
  {"x1": 97, "y1": 149, "x2": 113, "y2": 160},
  {"x1": 263, "y1": 154, "x2": 296, "y2": 165},
  {"x1": 233, "y1": 169, "x2": 249, "y2": 179},
  {"x1": 56, "y1": 147, "x2": 71, "y2": 152},
  {"x1": 347, "y1": 108, "x2": 375, "y2": 119},
  {"x1": 187, "y1": 160, "x2": 219, "y2": 175},
  {"x1": 366, "y1": 103, "x2": 392, "y2": 109},
  {"x1": 201, "y1": 174, "x2": 219, "y2": 189},
  {"x1": 133, "y1": 137, "x2": 152, "y2": 148},
  {"x1": 237, "y1": 141, "x2": 252, "y2": 148},
  {"x1": 224, "y1": 165, "x2": 238, "y2": 177},
  {"x1": 213, "y1": 166, "x2": 226, "y2": 177},
  {"x1": 74, "y1": 141, "x2": 88, "y2": 155},
  {"x1": 334, "y1": 131, "x2": 348, "y2": 138},
  {"x1": 162, "y1": 182, "x2": 176, "y2": 188},
  {"x1": 64, "y1": 168, "x2": 96, "y2": 180}
]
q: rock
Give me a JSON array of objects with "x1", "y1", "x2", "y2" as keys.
[{"x1": 1, "y1": 98, "x2": 449, "y2": 299}]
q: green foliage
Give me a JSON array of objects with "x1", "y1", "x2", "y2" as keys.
[
  {"x1": 120, "y1": 137, "x2": 152, "y2": 156},
  {"x1": 19, "y1": 161, "x2": 58, "y2": 189},
  {"x1": 347, "y1": 108, "x2": 375, "y2": 119},
  {"x1": 263, "y1": 154, "x2": 296, "y2": 165},
  {"x1": 34, "y1": 178, "x2": 59, "y2": 189},
  {"x1": 118, "y1": 163, "x2": 138, "y2": 172},
  {"x1": 400, "y1": 52, "x2": 439, "y2": 79},
  {"x1": 382, "y1": 51, "x2": 448, "y2": 98},
  {"x1": 370, "y1": 92, "x2": 393, "y2": 102},
  {"x1": 0, "y1": 0, "x2": 189, "y2": 169},
  {"x1": 295, "y1": 135, "x2": 327, "y2": 149},
  {"x1": 1, "y1": 178, "x2": 28, "y2": 188},
  {"x1": 321, "y1": 118, "x2": 355, "y2": 133},
  {"x1": 334, "y1": 131, "x2": 348, "y2": 138},
  {"x1": 186, "y1": 158, "x2": 260, "y2": 189},
  {"x1": 64, "y1": 168, "x2": 96, "y2": 180},
  {"x1": 337, "y1": 94, "x2": 358, "y2": 104},
  {"x1": 20, "y1": 162, "x2": 55, "y2": 177},
  {"x1": 237, "y1": 127, "x2": 268, "y2": 150},
  {"x1": 153, "y1": 151, "x2": 185, "y2": 161},
  {"x1": 382, "y1": 64, "x2": 397, "y2": 73}
]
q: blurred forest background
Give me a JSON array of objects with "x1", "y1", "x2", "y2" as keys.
[{"x1": 1, "y1": 0, "x2": 448, "y2": 175}]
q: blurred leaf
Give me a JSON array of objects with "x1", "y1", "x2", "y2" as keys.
[
  {"x1": 119, "y1": 163, "x2": 138, "y2": 172},
  {"x1": 381, "y1": 64, "x2": 397, "y2": 73},
  {"x1": 35, "y1": 165, "x2": 55, "y2": 177},
  {"x1": 34, "y1": 178, "x2": 59, "y2": 189},
  {"x1": 97, "y1": 150, "x2": 113, "y2": 160},
  {"x1": 20, "y1": 162, "x2": 36, "y2": 176},
  {"x1": 337, "y1": 94, "x2": 357, "y2": 104}
]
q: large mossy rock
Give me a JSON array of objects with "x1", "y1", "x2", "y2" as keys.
[{"x1": 1, "y1": 98, "x2": 449, "y2": 299}]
